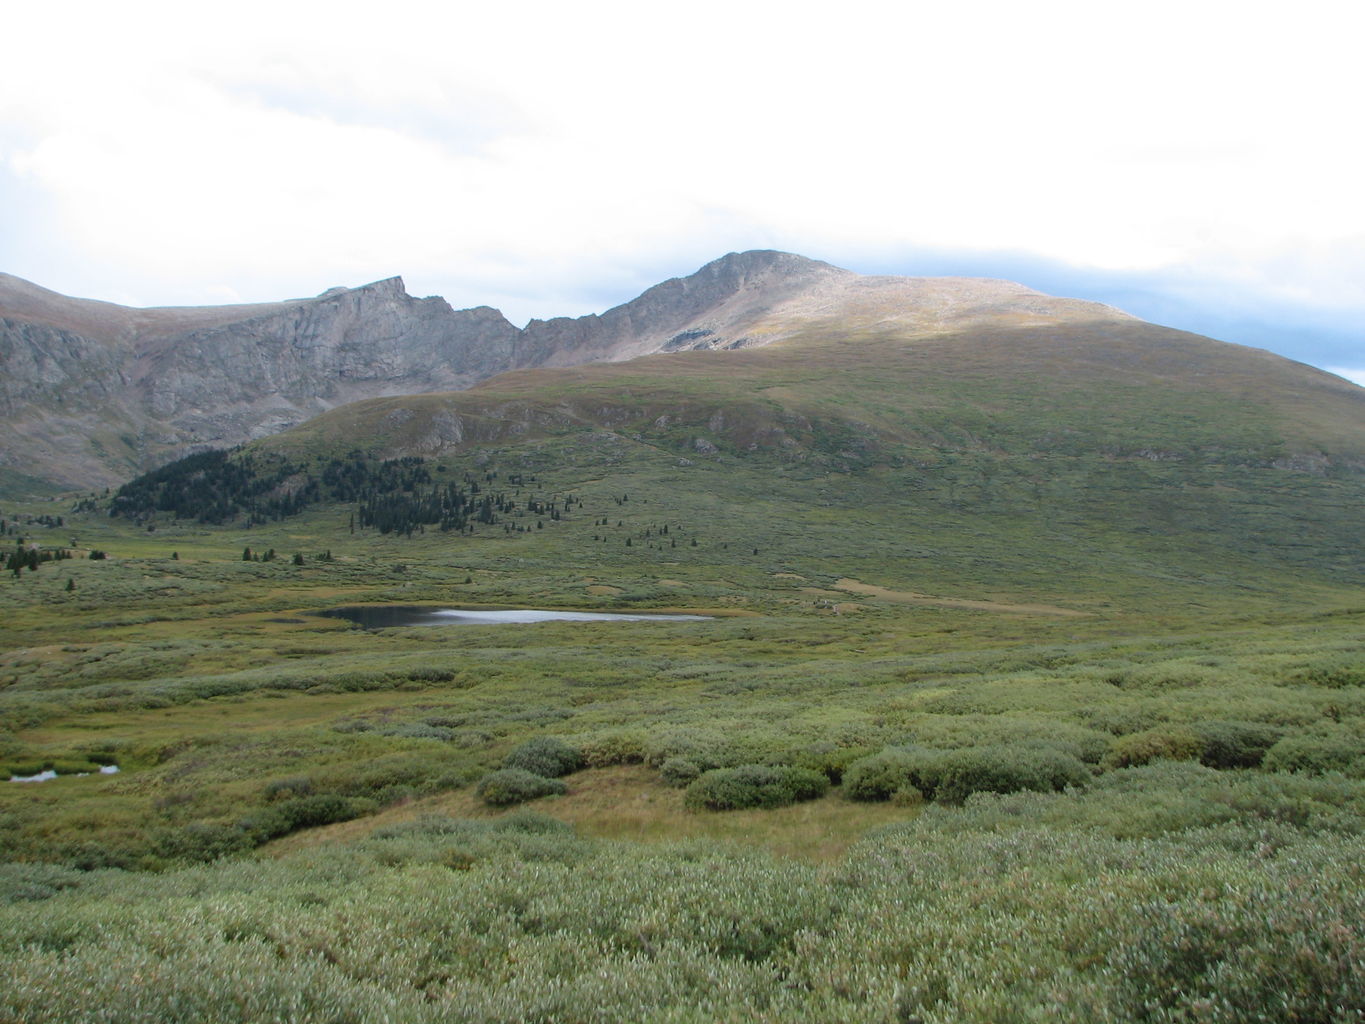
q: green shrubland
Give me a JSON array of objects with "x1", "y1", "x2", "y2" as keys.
[
  {"x1": 1, "y1": 797, "x2": 1361, "y2": 1023},
  {"x1": 0, "y1": 425, "x2": 1361, "y2": 1020}
]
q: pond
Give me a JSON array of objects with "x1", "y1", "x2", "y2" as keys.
[
  {"x1": 9, "y1": 765, "x2": 120, "y2": 784},
  {"x1": 319, "y1": 605, "x2": 712, "y2": 629}
]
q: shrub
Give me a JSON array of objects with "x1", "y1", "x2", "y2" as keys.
[
  {"x1": 1122, "y1": 661, "x2": 1230, "y2": 690},
  {"x1": 788, "y1": 743, "x2": 879, "y2": 783},
  {"x1": 659, "y1": 757, "x2": 702, "y2": 788},
  {"x1": 643, "y1": 728, "x2": 728, "y2": 771},
  {"x1": 1104, "y1": 727, "x2": 1203, "y2": 769},
  {"x1": 682, "y1": 764, "x2": 828, "y2": 811},
  {"x1": 575, "y1": 730, "x2": 648, "y2": 767},
  {"x1": 1084, "y1": 707, "x2": 1163, "y2": 737},
  {"x1": 1191, "y1": 720, "x2": 1283, "y2": 769},
  {"x1": 1264, "y1": 734, "x2": 1365, "y2": 777},
  {"x1": 405, "y1": 667, "x2": 456, "y2": 684},
  {"x1": 932, "y1": 745, "x2": 1089, "y2": 804},
  {"x1": 0, "y1": 863, "x2": 87, "y2": 904},
  {"x1": 1102, "y1": 862, "x2": 1365, "y2": 1022},
  {"x1": 846, "y1": 744, "x2": 1089, "y2": 803},
  {"x1": 475, "y1": 768, "x2": 567, "y2": 807},
  {"x1": 262, "y1": 776, "x2": 313, "y2": 801},
  {"x1": 1284, "y1": 659, "x2": 1365, "y2": 689},
  {"x1": 153, "y1": 823, "x2": 253, "y2": 862},
  {"x1": 492, "y1": 809, "x2": 576, "y2": 836},
  {"x1": 328, "y1": 755, "x2": 451, "y2": 801},
  {"x1": 844, "y1": 747, "x2": 942, "y2": 802},
  {"x1": 502, "y1": 736, "x2": 583, "y2": 778},
  {"x1": 239, "y1": 795, "x2": 373, "y2": 842},
  {"x1": 381, "y1": 722, "x2": 456, "y2": 742},
  {"x1": 49, "y1": 759, "x2": 101, "y2": 775}
]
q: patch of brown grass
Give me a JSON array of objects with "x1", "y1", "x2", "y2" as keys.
[{"x1": 264, "y1": 766, "x2": 919, "y2": 862}]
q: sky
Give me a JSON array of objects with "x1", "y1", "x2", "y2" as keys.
[{"x1": 2, "y1": 0, "x2": 1362, "y2": 385}]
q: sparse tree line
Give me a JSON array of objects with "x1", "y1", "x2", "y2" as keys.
[
  {"x1": 102, "y1": 448, "x2": 740, "y2": 553},
  {"x1": 1, "y1": 513, "x2": 65, "y2": 534},
  {"x1": 103, "y1": 443, "x2": 617, "y2": 542},
  {"x1": 6, "y1": 541, "x2": 76, "y2": 577}
]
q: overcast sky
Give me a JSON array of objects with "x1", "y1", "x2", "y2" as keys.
[{"x1": 2, "y1": 0, "x2": 1362, "y2": 384}]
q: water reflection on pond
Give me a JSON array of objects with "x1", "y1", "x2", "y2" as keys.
[
  {"x1": 9, "y1": 765, "x2": 120, "y2": 784},
  {"x1": 319, "y1": 606, "x2": 712, "y2": 629}
]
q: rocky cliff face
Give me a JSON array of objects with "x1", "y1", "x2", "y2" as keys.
[
  {"x1": 0, "y1": 250, "x2": 1150, "y2": 490},
  {"x1": 131, "y1": 279, "x2": 519, "y2": 428},
  {"x1": 1, "y1": 274, "x2": 525, "y2": 488},
  {"x1": 514, "y1": 250, "x2": 852, "y2": 366}
]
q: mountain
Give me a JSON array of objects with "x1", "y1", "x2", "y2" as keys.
[
  {"x1": 0, "y1": 273, "x2": 518, "y2": 490},
  {"x1": 4, "y1": 251, "x2": 878, "y2": 489},
  {"x1": 95, "y1": 257, "x2": 1358, "y2": 605},
  {"x1": 4, "y1": 251, "x2": 1363, "y2": 493},
  {"x1": 267, "y1": 264, "x2": 1365, "y2": 478}
]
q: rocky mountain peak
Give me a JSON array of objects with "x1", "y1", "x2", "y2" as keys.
[
  {"x1": 341, "y1": 276, "x2": 408, "y2": 299},
  {"x1": 0, "y1": 252, "x2": 1192, "y2": 491},
  {"x1": 696, "y1": 249, "x2": 842, "y2": 281}
]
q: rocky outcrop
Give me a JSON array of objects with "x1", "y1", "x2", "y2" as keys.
[
  {"x1": 0, "y1": 319, "x2": 129, "y2": 416},
  {"x1": 514, "y1": 250, "x2": 850, "y2": 365},
  {"x1": 132, "y1": 280, "x2": 519, "y2": 433}
]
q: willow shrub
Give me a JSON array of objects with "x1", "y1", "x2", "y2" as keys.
[
  {"x1": 574, "y1": 729, "x2": 647, "y2": 767},
  {"x1": 1264, "y1": 731, "x2": 1365, "y2": 777},
  {"x1": 1103, "y1": 726, "x2": 1204, "y2": 769},
  {"x1": 845, "y1": 744, "x2": 1089, "y2": 804},
  {"x1": 502, "y1": 736, "x2": 583, "y2": 778},
  {"x1": 683, "y1": 764, "x2": 829, "y2": 811},
  {"x1": 658, "y1": 756, "x2": 702, "y2": 788},
  {"x1": 842, "y1": 747, "x2": 938, "y2": 802},
  {"x1": 475, "y1": 768, "x2": 567, "y2": 807},
  {"x1": 1105, "y1": 721, "x2": 1283, "y2": 771},
  {"x1": 238, "y1": 794, "x2": 376, "y2": 843},
  {"x1": 5, "y1": 808, "x2": 1362, "y2": 1023},
  {"x1": 1190, "y1": 719, "x2": 1283, "y2": 769}
]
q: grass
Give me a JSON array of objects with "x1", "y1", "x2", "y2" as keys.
[{"x1": 265, "y1": 765, "x2": 921, "y2": 863}]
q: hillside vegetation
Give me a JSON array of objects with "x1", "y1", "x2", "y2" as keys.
[{"x1": 2, "y1": 302, "x2": 1363, "y2": 1022}]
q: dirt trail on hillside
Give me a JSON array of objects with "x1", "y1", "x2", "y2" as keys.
[{"x1": 833, "y1": 578, "x2": 1090, "y2": 617}]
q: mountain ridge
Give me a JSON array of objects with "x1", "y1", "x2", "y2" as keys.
[{"x1": 2, "y1": 251, "x2": 1360, "y2": 491}]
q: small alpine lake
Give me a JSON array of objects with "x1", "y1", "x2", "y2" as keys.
[{"x1": 318, "y1": 605, "x2": 713, "y2": 629}]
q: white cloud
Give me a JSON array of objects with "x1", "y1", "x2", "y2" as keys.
[{"x1": 1, "y1": 0, "x2": 1363, "y2": 372}]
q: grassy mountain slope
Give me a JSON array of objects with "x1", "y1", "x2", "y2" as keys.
[{"x1": 248, "y1": 305, "x2": 1363, "y2": 610}]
